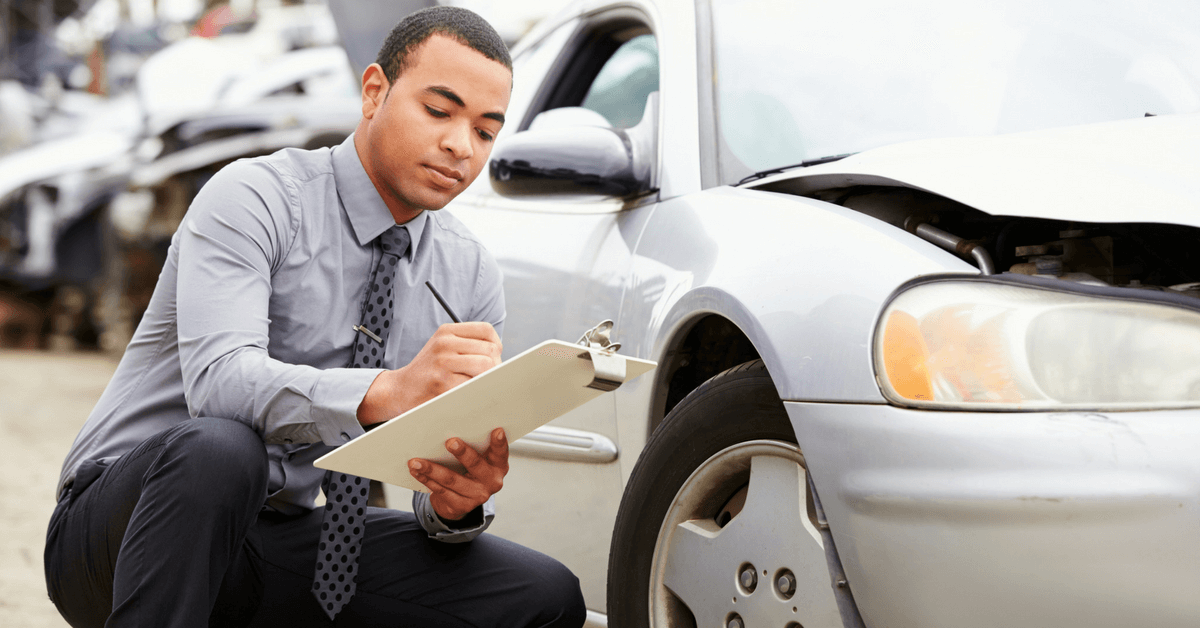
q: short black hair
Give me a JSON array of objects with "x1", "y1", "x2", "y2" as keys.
[{"x1": 374, "y1": 6, "x2": 512, "y2": 84}]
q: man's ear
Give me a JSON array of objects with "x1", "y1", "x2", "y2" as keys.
[{"x1": 361, "y1": 63, "x2": 389, "y2": 120}]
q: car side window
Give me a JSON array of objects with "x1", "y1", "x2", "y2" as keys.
[
  {"x1": 501, "y1": 20, "x2": 577, "y2": 142},
  {"x1": 518, "y1": 19, "x2": 659, "y2": 133},
  {"x1": 580, "y1": 34, "x2": 659, "y2": 128}
]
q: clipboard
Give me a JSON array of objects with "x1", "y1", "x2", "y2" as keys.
[{"x1": 314, "y1": 337, "x2": 656, "y2": 492}]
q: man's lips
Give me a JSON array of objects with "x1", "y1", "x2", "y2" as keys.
[{"x1": 423, "y1": 164, "x2": 463, "y2": 188}]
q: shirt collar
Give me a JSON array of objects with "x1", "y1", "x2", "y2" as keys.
[{"x1": 332, "y1": 133, "x2": 427, "y2": 260}]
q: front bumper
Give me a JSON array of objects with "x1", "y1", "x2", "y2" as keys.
[{"x1": 787, "y1": 402, "x2": 1200, "y2": 628}]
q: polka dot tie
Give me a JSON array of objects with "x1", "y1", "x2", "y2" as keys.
[{"x1": 312, "y1": 225, "x2": 410, "y2": 619}]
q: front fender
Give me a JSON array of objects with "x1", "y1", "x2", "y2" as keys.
[{"x1": 620, "y1": 186, "x2": 977, "y2": 404}]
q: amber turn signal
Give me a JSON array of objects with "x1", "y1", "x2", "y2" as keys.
[{"x1": 881, "y1": 310, "x2": 933, "y2": 401}]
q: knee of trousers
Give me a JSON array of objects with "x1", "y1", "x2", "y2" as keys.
[
  {"x1": 156, "y1": 418, "x2": 269, "y2": 507},
  {"x1": 517, "y1": 556, "x2": 588, "y2": 628}
]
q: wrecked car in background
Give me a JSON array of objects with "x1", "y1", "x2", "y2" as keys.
[
  {"x1": 0, "y1": 2, "x2": 358, "y2": 350},
  {"x1": 103, "y1": 43, "x2": 359, "y2": 349},
  {"x1": 0, "y1": 89, "x2": 139, "y2": 348}
]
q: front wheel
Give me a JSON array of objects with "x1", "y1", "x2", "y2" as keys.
[{"x1": 607, "y1": 360, "x2": 842, "y2": 628}]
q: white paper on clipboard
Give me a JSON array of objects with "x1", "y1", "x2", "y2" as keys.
[{"x1": 313, "y1": 339, "x2": 656, "y2": 492}]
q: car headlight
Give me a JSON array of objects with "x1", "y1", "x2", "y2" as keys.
[{"x1": 874, "y1": 276, "x2": 1200, "y2": 410}]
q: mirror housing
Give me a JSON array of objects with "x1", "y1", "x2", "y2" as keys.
[{"x1": 489, "y1": 94, "x2": 657, "y2": 198}]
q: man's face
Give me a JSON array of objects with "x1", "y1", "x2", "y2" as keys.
[{"x1": 358, "y1": 34, "x2": 512, "y2": 223}]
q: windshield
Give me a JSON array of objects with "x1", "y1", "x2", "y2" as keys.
[{"x1": 711, "y1": 0, "x2": 1200, "y2": 184}]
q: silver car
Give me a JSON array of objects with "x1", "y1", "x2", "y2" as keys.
[{"x1": 441, "y1": 1, "x2": 1200, "y2": 627}]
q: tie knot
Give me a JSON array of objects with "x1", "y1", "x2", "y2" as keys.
[{"x1": 380, "y1": 225, "x2": 410, "y2": 258}]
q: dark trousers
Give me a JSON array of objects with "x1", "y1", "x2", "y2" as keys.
[{"x1": 44, "y1": 418, "x2": 587, "y2": 628}]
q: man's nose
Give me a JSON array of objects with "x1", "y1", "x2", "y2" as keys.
[{"x1": 441, "y1": 122, "x2": 474, "y2": 160}]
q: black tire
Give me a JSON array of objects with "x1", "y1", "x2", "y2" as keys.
[{"x1": 606, "y1": 359, "x2": 797, "y2": 628}]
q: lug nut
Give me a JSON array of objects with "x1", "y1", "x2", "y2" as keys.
[
  {"x1": 739, "y1": 566, "x2": 757, "y2": 592},
  {"x1": 727, "y1": 614, "x2": 744, "y2": 628},
  {"x1": 776, "y1": 571, "x2": 796, "y2": 597}
]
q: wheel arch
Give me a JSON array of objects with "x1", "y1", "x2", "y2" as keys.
[
  {"x1": 643, "y1": 286, "x2": 795, "y2": 440},
  {"x1": 648, "y1": 311, "x2": 762, "y2": 437}
]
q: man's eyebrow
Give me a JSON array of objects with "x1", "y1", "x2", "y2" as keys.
[
  {"x1": 425, "y1": 85, "x2": 506, "y2": 125},
  {"x1": 426, "y1": 86, "x2": 465, "y2": 107}
]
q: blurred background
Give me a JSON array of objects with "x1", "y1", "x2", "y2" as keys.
[
  {"x1": 0, "y1": 0, "x2": 566, "y2": 356},
  {"x1": 0, "y1": 1, "x2": 564, "y2": 624}
]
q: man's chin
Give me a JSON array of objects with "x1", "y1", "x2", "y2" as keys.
[
  {"x1": 420, "y1": 191, "x2": 456, "y2": 212},
  {"x1": 397, "y1": 188, "x2": 454, "y2": 213},
  {"x1": 403, "y1": 195, "x2": 458, "y2": 219},
  {"x1": 419, "y1": 182, "x2": 470, "y2": 210},
  {"x1": 392, "y1": 177, "x2": 475, "y2": 217}
]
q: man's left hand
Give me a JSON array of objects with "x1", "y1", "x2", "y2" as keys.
[{"x1": 408, "y1": 427, "x2": 508, "y2": 521}]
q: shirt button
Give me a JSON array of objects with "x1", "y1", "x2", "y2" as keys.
[
  {"x1": 283, "y1": 438, "x2": 293, "y2": 444},
  {"x1": 341, "y1": 432, "x2": 351, "y2": 442}
]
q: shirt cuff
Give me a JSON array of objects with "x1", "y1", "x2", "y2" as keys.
[
  {"x1": 310, "y1": 367, "x2": 384, "y2": 446},
  {"x1": 411, "y1": 492, "x2": 495, "y2": 543}
]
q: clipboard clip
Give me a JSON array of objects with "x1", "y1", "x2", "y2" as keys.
[
  {"x1": 578, "y1": 320, "x2": 626, "y2": 392},
  {"x1": 578, "y1": 319, "x2": 621, "y2": 354}
]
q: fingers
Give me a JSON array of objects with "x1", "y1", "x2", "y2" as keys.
[
  {"x1": 484, "y1": 428, "x2": 509, "y2": 469},
  {"x1": 417, "y1": 327, "x2": 500, "y2": 384},
  {"x1": 432, "y1": 333, "x2": 500, "y2": 360},
  {"x1": 433, "y1": 352, "x2": 497, "y2": 380},
  {"x1": 409, "y1": 459, "x2": 486, "y2": 499},
  {"x1": 413, "y1": 475, "x2": 478, "y2": 521},
  {"x1": 408, "y1": 457, "x2": 493, "y2": 521},
  {"x1": 439, "y1": 321, "x2": 501, "y2": 344},
  {"x1": 432, "y1": 323, "x2": 502, "y2": 361},
  {"x1": 407, "y1": 457, "x2": 489, "y2": 495},
  {"x1": 365, "y1": 323, "x2": 502, "y2": 423},
  {"x1": 448, "y1": 436, "x2": 506, "y2": 492},
  {"x1": 427, "y1": 484, "x2": 484, "y2": 522},
  {"x1": 406, "y1": 432, "x2": 509, "y2": 521}
]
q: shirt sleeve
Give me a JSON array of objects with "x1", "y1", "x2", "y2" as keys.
[
  {"x1": 412, "y1": 492, "x2": 495, "y2": 542},
  {"x1": 175, "y1": 159, "x2": 377, "y2": 447},
  {"x1": 470, "y1": 243, "x2": 506, "y2": 339}
]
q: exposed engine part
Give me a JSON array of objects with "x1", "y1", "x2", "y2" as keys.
[
  {"x1": 910, "y1": 222, "x2": 996, "y2": 275},
  {"x1": 1007, "y1": 228, "x2": 1115, "y2": 286},
  {"x1": 786, "y1": 185, "x2": 1200, "y2": 299}
]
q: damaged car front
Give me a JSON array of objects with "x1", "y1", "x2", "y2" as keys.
[{"x1": 745, "y1": 108, "x2": 1200, "y2": 628}]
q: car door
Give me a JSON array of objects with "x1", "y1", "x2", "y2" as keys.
[{"x1": 447, "y1": 7, "x2": 662, "y2": 611}]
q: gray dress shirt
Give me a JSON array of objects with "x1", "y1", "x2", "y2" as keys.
[{"x1": 57, "y1": 134, "x2": 505, "y2": 541}]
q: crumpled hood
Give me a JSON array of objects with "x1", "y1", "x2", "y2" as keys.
[{"x1": 752, "y1": 112, "x2": 1200, "y2": 228}]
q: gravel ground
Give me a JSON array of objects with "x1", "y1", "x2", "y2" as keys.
[{"x1": 0, "y1": 349, "x2": 117, "y2": 628}]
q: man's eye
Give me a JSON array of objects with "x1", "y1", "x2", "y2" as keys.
[
  {"x1": 425, "y1": 106, "x2": 449, "y2": 118},
  {"x1": 477, "y1": 130, "x2": 494, "y2": 142}
]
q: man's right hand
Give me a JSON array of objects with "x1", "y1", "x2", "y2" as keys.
[{"x1": 357, "y1": 322, "x2": 501, "y2": 426}]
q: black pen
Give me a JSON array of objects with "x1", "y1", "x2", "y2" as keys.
[{"x1": 425, "y1": 281, "x2": 461, "y2": 323}]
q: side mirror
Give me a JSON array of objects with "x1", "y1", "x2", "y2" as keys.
[{"x1": 489, "y1": 94, "x2": 657, "y2": 199}]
